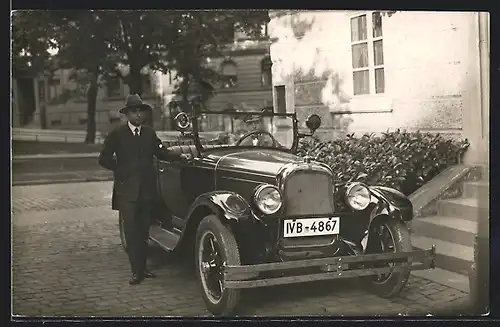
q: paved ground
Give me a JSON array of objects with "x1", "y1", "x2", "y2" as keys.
[{"x1": 12, "y1": 181, "x2": 471, "y2": 317}]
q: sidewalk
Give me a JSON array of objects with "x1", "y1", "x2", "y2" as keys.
[
  {"x1": 12, "y1": 169, "x2": 113, "y2": 186},
  {"x1": 12, "y1": 140, "x2": 103, "y2": 157},
  {"x1": 13, "y1": 152, "x2": 100, "y2": 160},
  {"x1": 12, "y1": 141, "x2": 110, "y2": 186}
]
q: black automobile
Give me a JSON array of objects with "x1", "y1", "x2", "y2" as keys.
[{"x1": 118, "y1": 109, "x2": 436, "y2": 315}]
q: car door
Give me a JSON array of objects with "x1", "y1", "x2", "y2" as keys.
[{"x1": 157, "y1": 159, "x2": 191, "y2": 222}]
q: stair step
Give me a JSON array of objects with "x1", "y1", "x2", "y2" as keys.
[
  {"x1": 463, "y1": 180, "x2": 489, "y2": 199},
  {"x1": 437, "y1": 198, "x2": 488, "y2": 221},
  {"x1": 412, "y1": 216, "x2": 477, "y2": 247},
  {"x1": 412, "y1": 235, "x2": 473, "y2": 276}
]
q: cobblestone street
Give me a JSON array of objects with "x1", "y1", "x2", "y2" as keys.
[{"x1": 12, "y1": 181, "x2": 470, "y2": 317}]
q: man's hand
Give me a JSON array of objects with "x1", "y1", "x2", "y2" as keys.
[{"x1": 179, "y1": 153, "x2": 193, "y2": 162}]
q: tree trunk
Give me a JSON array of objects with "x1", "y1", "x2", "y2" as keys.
[
  {"x1": 126, "y1": 61, "x2": 154, "y2": 126},
  {"x1": 84, "y1": 70, "x2": 99, "y2": 144},
  {"x1": 180, "y1": 76, "x2": 190, "y2": 114},
  {"x1": 38, "y1": 79, "x2": 47, "y2": 129},
  {"x1": 128, "y1": 62, "x2": 143, "y2": 96}
]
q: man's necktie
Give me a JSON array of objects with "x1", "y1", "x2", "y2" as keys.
[{"x1": 134, "y1": 127, "x2": 139, "y2": 136}]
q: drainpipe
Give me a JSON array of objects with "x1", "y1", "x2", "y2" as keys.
[
  {"x1": 468, "y1": 11, "x2": 489, "y2": 315},
  {"x1": 478, "y1": 13, "x2": 489, "y2": 141}
]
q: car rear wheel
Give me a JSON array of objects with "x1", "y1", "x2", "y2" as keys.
[
  {"x1": 195, "y1": 215, "x2": 241, "y2": 316},
  {"x1": 362, "y1": 219, "x2": 411, "y2": 298}
]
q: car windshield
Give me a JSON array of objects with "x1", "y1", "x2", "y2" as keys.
[{"x1": 196, "y1": 111, "x2": 295, "y2": 151}]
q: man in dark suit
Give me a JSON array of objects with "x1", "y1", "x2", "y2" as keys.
[{"x1": 99, "y1": 94, "x2": 191, "y2": 285}]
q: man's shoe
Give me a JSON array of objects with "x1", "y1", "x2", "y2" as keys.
[
  {"x1": 129, "y1": 274, "x2": 144, "y2": 285},
  {"x1": 144, "y1": 270, "x2": 156, "y2": 279}
]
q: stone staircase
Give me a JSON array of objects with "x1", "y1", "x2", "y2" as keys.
[{"x1": 410, "y1": 165, "x2": 489, "y2": 281}]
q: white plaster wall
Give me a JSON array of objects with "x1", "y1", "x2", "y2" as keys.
[{"x1": 269, "y1": 10, "x2": 478, "y2": 138}]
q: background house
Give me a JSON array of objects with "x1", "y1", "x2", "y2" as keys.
[
  {"x1": 268, "y1": 10, "x2": 489, "y2": 165},
  {"x1": 11, "y1": 24, "x2": 272, "y2": 135}
]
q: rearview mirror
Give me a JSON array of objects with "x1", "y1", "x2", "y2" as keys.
[
  {"x1": 305, "y1": 114, "x2": 321, "y2": 133},
  {"x1": 174, "y1": 112, "x2": 191, "y2": 131}
]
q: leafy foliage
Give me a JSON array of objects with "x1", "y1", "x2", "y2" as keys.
[
  {"x1": 12, "y1": 10, "x2": 269, "y2": 142},
  {"x1": 165, "y1": 10, "x2": 269, "y2": 112},
  {"x1": 11, "y1": 11, "x2": 59, "y2": 76},
  {"x1": 297, "y1": 130, "x2": 470, "y2": 196}
]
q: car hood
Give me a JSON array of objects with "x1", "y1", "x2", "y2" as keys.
[{"x1": 209, "y1": 149, "x2": 301, "y2": 177}]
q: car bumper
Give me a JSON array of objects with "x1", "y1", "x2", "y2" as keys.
[{"x1": 223, "y1": 246, "x2": 436, "y2": 289}]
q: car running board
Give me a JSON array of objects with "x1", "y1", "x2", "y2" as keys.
[{"x1": 149, "y1": 225, "x2": 181, "y2": 251}]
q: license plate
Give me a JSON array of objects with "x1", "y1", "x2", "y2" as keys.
[{"x1": 283, "y1": 217, "x2": 340, "y2": 238}]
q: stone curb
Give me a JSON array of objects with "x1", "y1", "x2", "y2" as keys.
[
  {"x1": 12, "y1": 175, "x2": 113, "y2": 186},
  {"x1": 12, "y1": 153, "x2": 101, "y2": 160}
]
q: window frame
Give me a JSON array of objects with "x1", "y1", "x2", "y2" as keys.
[
  {"x1": 350, "y1": 11, "x2": 385, "y2": 96},
  {"x1": 260, "y1": 56, "x2": 273, "y2": 87},
  {"x1": 220, "y1": 59, "x2": 238, "y2": 89},
  {"x1": 274, "y1": 85, "x2": 286, "y2": 114}
]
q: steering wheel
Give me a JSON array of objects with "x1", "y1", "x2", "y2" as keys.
[{"x1": 235, "y1": 131, "x2": 279, "y2": 147}]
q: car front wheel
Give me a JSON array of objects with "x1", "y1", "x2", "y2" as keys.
[
  {"x1": 195, "y1": 215, "x2": 241, "y2": 316},
  {"x1": 362, "y1": 218, "x2": 412, "y2": 298}
]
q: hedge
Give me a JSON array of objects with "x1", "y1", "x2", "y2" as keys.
[{"x1": 297, "y1": 130, "x2": 470, "y2": 196}]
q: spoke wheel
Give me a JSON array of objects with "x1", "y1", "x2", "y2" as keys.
[
  {"x1": 362, "y1": 218, "x2": 412, "y2": 298},
  {"x1": 195, "y1": 215, "x2": 241, "y2": 316},
  {"x1": 199, "y1": 231, "x2": 225, "y2": 303},
  {"x1": 371, "y1": 223, "x2": 397, "y2": 284}
]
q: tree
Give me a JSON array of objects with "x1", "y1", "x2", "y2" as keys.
[
  {"x1": 12, "y1": 11, "x2": 58, "y2": 77},
  {"x1": 97, "y1": 11, "x2": 178, "y2": 96},
  {"x1": 100, "y1": 10, "x2": 269, "y2": 115},
  {"x1": 12, "y1": 10, "x2": 117, "y2": 142},
  {"x1": 12, "y1": 11, "x2": 59, "y2": 128},
  {"x1": 166, "y1": 10, "x2": 270, "y2": 114},
  {"x1": 12, "y1": 10, "x2": 270, "y2": 140},
  {"x1": 47, "y1": 11, "x2": 120, "y2": 143}
]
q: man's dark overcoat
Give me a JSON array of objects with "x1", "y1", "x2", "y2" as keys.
[{"x1": 99, "y1": 124, "x2": 177, "y2": 209}]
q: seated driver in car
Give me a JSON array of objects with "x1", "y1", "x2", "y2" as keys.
[{"x1": 237, "y1": 115, "x2": 276, "y2": 147}]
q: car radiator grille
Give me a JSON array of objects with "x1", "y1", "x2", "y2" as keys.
[
  {"x1": 284, "y1": 171, "x2": 334, "y2": 216},
  {"x1": 281, "y1": 171, "x2": 336, "y2": 249}
]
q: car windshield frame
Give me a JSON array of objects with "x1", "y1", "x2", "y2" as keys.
[{"x1": 189, "y1": 110, "x2": 300, "y2": 155}]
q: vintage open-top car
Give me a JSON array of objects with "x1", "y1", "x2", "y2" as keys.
[{"x1": 118, "y1": 108, "x2": 436, "y2": 315}]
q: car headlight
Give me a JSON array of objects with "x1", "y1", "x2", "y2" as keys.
[
  {"x1": 254, "y1": 184, "x2": 282, "y2": 214},
  {"x1": 345, "y1": 182, "x2": 371, "y2": 210}
]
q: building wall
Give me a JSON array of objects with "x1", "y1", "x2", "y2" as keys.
[
  {"x1": 17, "y1": 68, "x2": 162, "y2": 134},
  {"x1": 204, "y1": 52, "x2": 273, "y2": 112},
  {"x1": 269, "y1": 10, "x2": 478, "y2": 140}
]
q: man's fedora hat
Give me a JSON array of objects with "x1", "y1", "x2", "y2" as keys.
[{"x1": 119, "y1": 94, "x2": 153, "y2": 114}]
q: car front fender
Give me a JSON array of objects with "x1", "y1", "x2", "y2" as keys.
[
  {"x1": 186, "y1": 191, "x2": 254, "y2": 224},
  {"x1": 368, "y1": 185, "x2": 413, "y2": 222}
]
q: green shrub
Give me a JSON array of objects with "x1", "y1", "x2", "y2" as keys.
[{"x1": 297, "y1": 130, "x2": 470, "y2": 196}]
